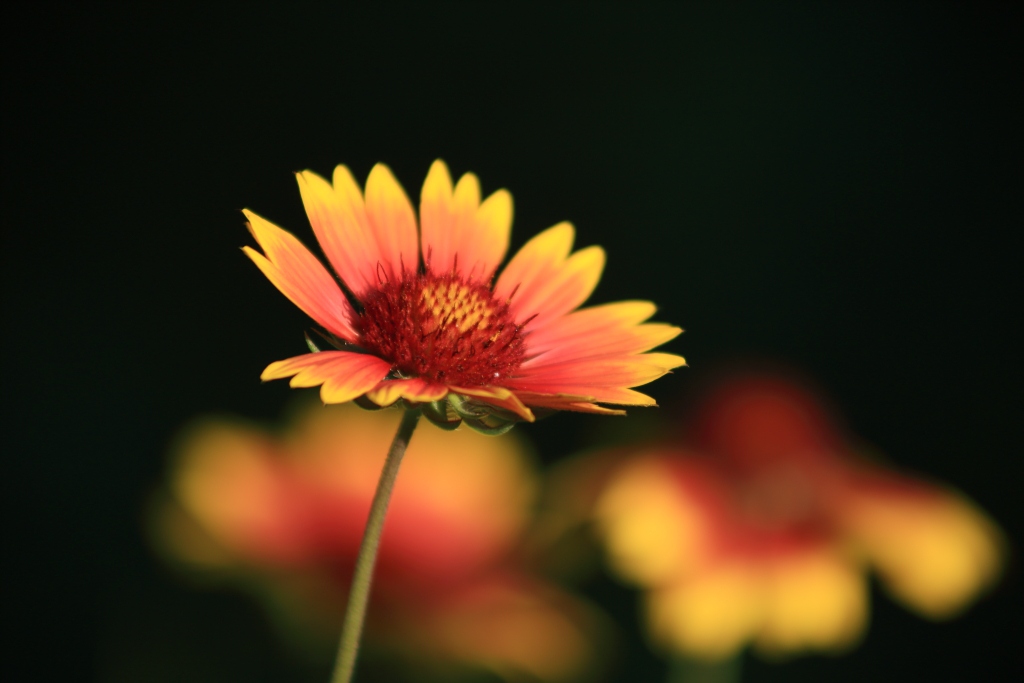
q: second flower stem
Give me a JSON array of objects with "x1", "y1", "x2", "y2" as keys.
[{"x1": 331, "y1": 407, "x2": 421, "y2": 683}]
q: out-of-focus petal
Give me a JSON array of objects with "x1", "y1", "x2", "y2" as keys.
[
  {"x1": 261, "y1": 351, "x2": 393, "y2": 404},
  {"x1": 755, "y1": 551, "x2": 867, "y2": 655},
  {"x1": 242, "y1": 209, "x2": 358, "y2": 342},
  {"x1": 595, "y1": 458, "x2": 710, "y2": 585},
  {"x1": 169, "y1": 421, "x2": 313, "y2": 564},
  {"x1": 285, "y1": 404, "x2": 539, "y2": 588},
  {"x1": 403, "y1": 576, "x2": 598, "y2": 682},
  {"x1": 364, "y1": 163, "x2": 419, "y2": 283},
  {"x1": 647, "y1": 564, "x2": 763, "y2": 661},
  {"x1": 841, "y1": 483, "x2": 1004, "y2": 619},
  {"x1": 295, "y1": 166, "x2": 382, "y2": 298}
]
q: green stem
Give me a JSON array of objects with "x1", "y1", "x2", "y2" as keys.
[
  {"x1": 331, "y1": 408, "x2": 421, "y2": 683},
  {"x1": 669, "y1": 655, "x2": 743, "y2": 683}
]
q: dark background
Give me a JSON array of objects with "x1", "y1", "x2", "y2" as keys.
[{"x1": 5, "y1": 3, "x2": 1021, "y2": 682}]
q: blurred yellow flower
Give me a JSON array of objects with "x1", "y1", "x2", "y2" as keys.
[
  {"x1": 152, "y1": 402, "x2": 602, "y2": 681},
  {"x1": 550, "y1": 374, "x2": 1005, "y2": 661}
]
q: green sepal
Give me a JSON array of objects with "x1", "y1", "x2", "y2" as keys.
[
  {"x1": 447, "y1": 393, "x2": 521, "y2": 435},
  {"x1": 447, "y1": 393, "x2": 482, "y2": 420},
  {"x1": 462, "y1": 416, "x2": 517, "y2": 436},
  {"x1": 422, "y1": 400, "x2": 462, "y2": 430}
]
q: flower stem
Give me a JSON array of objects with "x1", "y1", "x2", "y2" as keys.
[
  {"x1": 669, "y1": 655, "x2": 743, "y2": 683},
  {"x1": 331, "y1": 407, "x2": 421, "y2": 683}
]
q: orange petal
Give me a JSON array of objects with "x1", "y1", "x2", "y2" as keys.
[
  {"x1": 493, "y1": 222, "x2": 574, "y2": 316},
  {"x1": 450, "y1": 385, "x2": 536, "y2": 422},
  {"x1": 470, "y1": 187, "x2": 513, "y2": 280},
  {"x1": 524, "y1": 301, "x2": 660, "y2": 356},
  {"x1": 517, "y1": 246, "x2": 605, "y2": 330},
  {"x1": 562, "y1": 403, "x2": 628, "y2": 415},
  {"x1": 420, "y1": 160, "x2": 458, "y2": 275},
  {"x1": 364, "y1": 163, "x2": 419, "y2": 283},
  {"x1": 365, "y1": 378, "x2": 449, "y2": 407},
  {"x1": 639, "y1": 353, "x2": 688, "y2": 370},
  {"x1": 495, "y1": 222, "x2": 605, "y2": 330},
  {"x1": 515, "y1": 391, "x2": 628, "y2": 415},
  {"x1": 420, "y1": 160, "x2": 513, "y2": 283},
  {"x1": 513, "y1": 357, "x2": 674, "y2": 389},
  {"x1": 295, "y1": 167, "x2": 382, "y2": 298},
  {"x1": 514, "y1": 383, "x2": 660, "y2": 406},
  {"x1": 261, "y1": 351, "x2": 392, "y2": 404},
  {"x1": 524, "y1": 323, "x2": 683, "y2": 369},
  {"x1": 242, "y1": 210, "x2": 358, "y2": 342}
]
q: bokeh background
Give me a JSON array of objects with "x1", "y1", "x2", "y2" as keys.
[{"x1": 6, "y1": 3, "x2": 1020, "y2": 682}]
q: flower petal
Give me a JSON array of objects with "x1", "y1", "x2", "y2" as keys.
[
  {"x1": 420, "y1": 159, "x2": 457, "y2": 275},
  {"x1": 840, "y1": 480, "x2": 1004, "y2": 619},
  {"x1": 595, "y1": 457, "x2": 714, "y2": 586},
  {"x1": 493, "y1": 221, "x2": 574, "y2": 316},
  {"x1": 420, "y1": 160, "x2": 513, "y2": 283},
  {"x1": 295, "y1": 166, "x2": 382, "y2": 298},
  {"x1": 755, "y1": 551, "x2": 867, "y2": 655},
  {"x1": 418, "y1": 575, "x2": 596, "y2": 682},
  {"x1": 450, "y1": 385, "x2": 536, "y2": 422},
  {"x1": 524, "y1": 301, "x2": 661, "y2": 357},
  {"x1": 638, "y1": 353, "x2": 688, "y2": 370},
  {"x1": 471, "y1": 187, "x2": 513, "y2": 280},
  {"x1": 495, "y1": 223, "x2": 606, "y2": 330},
  {"x1": 517, "y1": 246, "x2": 606, "y2": 330},
  {"x1": 242, "y1": 209, "x2": 358, "y2": 342},
  {"x1": 513, "y1": 357, "x2": 675, "y2": 390},
  {"x1": 647, "y1": 566, "x2": 763, "y2": 660},
  {"x1": 511, "y1": 381, "x2": 661, "y2": 407},
  {"x1": 364, "y1": 163, "x2": 419, "y2": 283},
  {"x1": 366, "y1": 378, "x2": 449, "y2": 407},
  {"x1": 261, "y1": 351, "x2": 393, "y2": 404},
  {"x1": 524, "y1": 323, "x2": 683, "y2": 369},
  {"x1": 515, "y1": 391, "x2": 628, "y2": 416},
  {"x1": 557, "y1": 387, "x2": 660, "y2": 406}
]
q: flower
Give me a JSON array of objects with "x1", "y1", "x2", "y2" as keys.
[
  {"x1": 242, "y1": 161, "x2": 684, "y2": 431},
  {"x1": 152, "y1": 401, "x2": 604, "y2": 681},
  {"x1": 548, "y1": 374, "x2": 1004, "y2": 661}
]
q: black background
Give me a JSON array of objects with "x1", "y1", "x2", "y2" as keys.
[{"x1": 5, "y1": 4, "x2": 1021, "y2": 682}]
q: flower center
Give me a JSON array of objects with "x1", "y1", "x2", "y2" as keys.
[{"x1": 358, "y1": 272, "x2": 526, "y2": 387}]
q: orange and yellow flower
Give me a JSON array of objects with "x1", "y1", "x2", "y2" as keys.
[
  {"x1": 549, "y1": 374, "x2": 1005, "y2": 661},
  {"x1": 153, "y1": 402, "x2": 603, "y2": 681},
  {"x1": 243, "y1": 161, "x2": 683, "y2": 431}
]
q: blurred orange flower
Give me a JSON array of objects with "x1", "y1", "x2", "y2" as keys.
[
  {"x1": 153, "y1": 402, "x2": 601, "y2": 681},
  {"x1": 243, "y1": 160, "x2": 683, "y2": 432},
  {"x1": 551, "y1": 374, "x2": 1004, "y2": 661}
]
